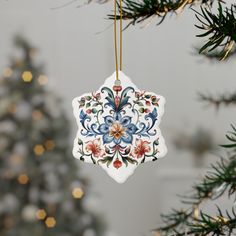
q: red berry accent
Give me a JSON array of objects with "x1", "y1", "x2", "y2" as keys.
[
  {"x1": 113, "y1": 158, "x2": 122, "y2": 169},
  {"x1": 145, "y1": 109, "x2": 151, "y2": 113},
  {"x1": 146, "y1": 101, "x2": 151, "y2": 106},
  {"x1": 86, "y1": 109, "x2": 92, "y2": 114},
  {"x1": 113, "y1": 85, "x2": 122, "y2": 92}
]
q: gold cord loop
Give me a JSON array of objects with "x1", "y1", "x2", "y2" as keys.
[{"x1": 114, "y1": 0, "x2": 123, "y2": 80}]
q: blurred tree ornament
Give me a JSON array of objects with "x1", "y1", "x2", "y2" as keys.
[
  {"x1": 72, "y1": 0, "x2": 167, "y2": 183},
  {"x1": 0, "y1": 36, "x2": 105, "y2": 236}
]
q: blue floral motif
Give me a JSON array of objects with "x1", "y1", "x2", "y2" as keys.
[
  {"x1": 74, "y1": 82, "x2": 165, "y2": 171},
  {"x1": 78, "y1": 86, "x2": 160, "y2": 155},
  {"x1": 98, "y1": 113, "x2": 138, "y2": 145}
]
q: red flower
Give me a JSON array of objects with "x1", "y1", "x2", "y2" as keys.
[
  {"x1": 113, "y1": 158, "x2": 122, "y2": 169},
  {"x1": 131, "y1": 139, "x2": 151, "y2": 158},
  {"x1": 85, "y1": 139, "x2": 105, "y2": 158}
]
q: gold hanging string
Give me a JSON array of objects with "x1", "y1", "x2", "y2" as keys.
[{"x1": 114, "y1": 0, "x2": 123, "y2": 80}]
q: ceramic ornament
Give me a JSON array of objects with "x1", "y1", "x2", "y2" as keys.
[{"x1": 72, "y1": 71, "x2": 167, "y2": 183}]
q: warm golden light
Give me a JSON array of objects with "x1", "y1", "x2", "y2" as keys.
[
  {"x1": 22, "y1": 71, "x2": 33, "y2": 82},
  {"x1": 45, "y1": 217, "x2": 56, "y2": 228},
  {"x1": 34, "y1": 145, "x2": 45, "y2": 156},
  {"x1": 38, "y1": 75, "x2": 48, "y2": 85},
  {"x1": 36, "y1": 209, "x2": 47, "y2": 220},
  {"x1": 18, "y1": 174, "x2": 29, "y2": 185},
  {"x1": 3, "y1": 68, "x2": 13, "y2": 78},
  {"x1": 193, "y1": 207, "x2": 199, "y2": 219},
  {"x1": 45, "y1": 140, "x2": 55, "y2": 151},
  {"x1": 32, "y1": 110, "x2": 43, "y2": 121},
  {"x1": 72, "y1": 187, "x2": 84, "y2": 199},
  {"x1": 214, "y1": 216, "x2": 229, "y2": 223}
]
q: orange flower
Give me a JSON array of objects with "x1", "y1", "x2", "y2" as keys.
[
  {"x1": 109, "y1": 122, "x2": 126, "y2": 140},
  {"x1": 85, "y1": 139, "x2": 105, "y2": 157},
  {"x1": 131, "y1": 139, "x2": 151, "y2": 158}
]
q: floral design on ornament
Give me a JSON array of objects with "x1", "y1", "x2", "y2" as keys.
[{"x1": 75, "y1": 82, "x2": 162, "y2": 169}]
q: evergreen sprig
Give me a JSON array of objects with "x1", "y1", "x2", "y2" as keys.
[
  {"x1": 153, "y1": 126, "x2": 236, "y2": 236},
  {"x1": 156, "y1": 207, "x2": 236, "y2": 236},
  {"x1": 182, "y1": 157, "x2": 236, "y2": 205},
  {"x1": 187, "y1": 208, "x2": 236, "y2": 236},
  {"x1": 108, "y1": 0, "x2": 216, "y2": 27},
  {"x1": 221, "y1": 125, "x2": 236, "y2": 150},
  {"x1": 194, "y1": 3, "x2": 236, "y2": 60},
  {"x1": 108, "y1": 0, "x2": 236, "y2": 59}
]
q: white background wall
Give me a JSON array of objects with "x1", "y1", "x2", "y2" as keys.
[{"x1": 0, "y1": 1, "x2": 235, "y2": 235}]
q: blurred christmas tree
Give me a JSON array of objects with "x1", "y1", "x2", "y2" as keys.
[{"x1": 0, "y1": 36, "x2": 105, "y2": 236}]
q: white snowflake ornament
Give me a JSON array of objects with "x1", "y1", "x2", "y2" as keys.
[{"x1": 72, "y1": 71, "x2": 167, "y2": 183}]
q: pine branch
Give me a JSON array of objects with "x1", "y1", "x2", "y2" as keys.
[
  {"x1": 108, "y1": 0, "x2": 217, "y2": 26},
  {"x1": 156, "y1": 208, "x2": 236, "y2": 236},
  {"x1": 221, "y1": 125, "x2": 236, "y2": 150},
  {"x1": 194, "y1": 3, "x2": 236, "y2": 60},
  {"x1": 193, "y1": 46, "x2": 236, "y2": 61},
  {"x1": 181, "y1": 157, "x2": 236, "y2": 205},
  {"x1": 108, "y1": 0, "x2": 236, "y2": 60},
  {"x1": 153, "y1": 126, "x2": 236, "y2": 236},
  {"x1": 199, "y1": 92, "x2": 236, "y2": 107},
  {"x1": 187, "y1": 208, "x2": 236, "y2": 236}
]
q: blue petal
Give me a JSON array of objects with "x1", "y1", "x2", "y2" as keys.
[
  {"x1": 114, "y1": 112, "x2": 121, "y2": 122},
  {"x1": 126, "y1": 124, "x2": 138, "y2": 134},
  {"x1": 121, "y1": 133, "x2": 133, "y2": 144},
  {"x1": 102, "y1": 134, "x2": 113, "y2": 144},
  {"x1": 98, "y1": 124, "x2": 109, "y2": 134},
  {"x1": 79, "y1": 110, "x2": 87, "y2": 121},
  {"x1": 120, "y1": 116, "x2": 131, "y2": 127},
  {"x1": 104, "y1": 116, "x2": 114, "y2": 126},
  {"x1": 113, "y1": 138, "x2": 121, "y2": 145}
]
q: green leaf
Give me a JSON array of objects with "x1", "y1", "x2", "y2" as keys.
[
  {"x1": 97, "y1": 156, "x2": 113, "y2": 167},
  {"x1": 85, "y1": 96, "x2": 92, "y2": 101},
  {"x1": 137, "y1": 101, "x2": 144, "y2": 106},
  {"x1": 139, "y1": 107, "x2": 145, "y2": 113},
  {"x1": 125, "y1": 157, "x2": 138, "y2": 165},
  {"x1": 78, "y1": 139, "x2": 83, "y2": 145},
  {"x1": 92, "y1": 108, "x2": 97, "y2": 114},
  {"x1": 92, "y1": 102, "x2": 99, "y2": 107},
  {"x1": 124, "y1": 147, "x2": 131, "y2": 155},
  {"x1": 86, "y1": 102, "x2": 91, "y2": 108}
]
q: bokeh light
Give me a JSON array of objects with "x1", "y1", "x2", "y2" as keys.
[
  {"x1": 33, "y1": 145, "x2": 45, "y2": 156},
  {"x1": 45, "y1": 217, "x2": 56, "y2": 228},
  {"x1": 72, "y1": 187, "x2": 84, "y2": 199},
  {"x1": 36, "y1": 209, "x2": 47, "y2": 220},
  {"x1": 37, "y1": 75, "x2": 48, "y2": 85},
  {"x1": 18, "y1": 174, "x2": 29, "y2": 185},
  {"x1": 22, "y1": 71, "x2": 33, "y2": 82}
]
